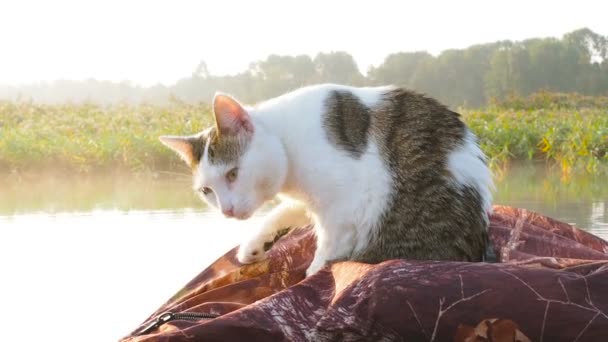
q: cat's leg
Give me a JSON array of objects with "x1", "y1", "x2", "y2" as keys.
[
  {"x1": 306, "y1": 220, "x2": 356, "y2": 276},
  {"x1": 306, "y1": 228, "x2": 331, "y2": 276},
  {"x1": 237, "y1": 200, "x2": 311, "y2": 264}
]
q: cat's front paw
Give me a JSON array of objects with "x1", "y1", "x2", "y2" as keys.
[{"x1": 236, "y1": 236, "x2": 269, "y2": 264}]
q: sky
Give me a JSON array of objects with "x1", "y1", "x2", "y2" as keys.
[{"x1": 0, "y1": 0, "x2": 606, "y2": 86}]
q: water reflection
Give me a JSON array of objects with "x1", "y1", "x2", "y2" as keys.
[
  {"x1": 1, "y1": 163, "x2": 606, "y2": 234},
  {"x1": 0, "y1": 171, "x2": 201, "y2": 214},
  {"x1": 591, "y1": 202, "x2": 607, "y2": 228},
  {"x1": 492, "y1": 163, "x2": 608, "y2": 236},
  {"x1": 0, "y1": 163, "x2": 606, "y2": 342}
]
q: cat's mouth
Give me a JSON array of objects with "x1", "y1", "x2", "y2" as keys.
[
  {"x1": 223, "y1": 209, "x2": 253, "y2": 220},
  {"x1": 234, "y1": 212, "x2": 253, "y2": 220}
]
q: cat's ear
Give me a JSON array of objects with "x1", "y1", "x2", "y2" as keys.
[
  {"x1": 159, "y1": 135, "x2": 195, "y2": 166},
  {"x1": 213, "y1": 93, "x2": 253, "y2": 137}
]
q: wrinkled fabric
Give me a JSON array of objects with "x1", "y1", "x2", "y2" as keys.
[{"x1": 121, "y1": 206, "x2": 608, "y2": 342}]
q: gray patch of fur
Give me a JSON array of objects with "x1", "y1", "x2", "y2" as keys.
[
  {"x1": 323, "y1": 90, "x2": 371, "y2": 158},
  {"x1": 187, "y1": 128, "x2": 249, "y2": 166},
  {"x1": 351, "y1": 88, "x2": 488, "y2": 263}
]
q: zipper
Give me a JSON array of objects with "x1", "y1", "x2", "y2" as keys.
[{"x1": 135, "y1": 311, "x2": 219, "y2": 336}]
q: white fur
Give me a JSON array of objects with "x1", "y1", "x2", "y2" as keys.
[
  {"x1": 447, "y1": 130, "x2": 494, "y2": 217},
  {"x1": 195, "y1": 84, "x2": 491, "y2": 276},
  {"x1": 236, "y1": 199, "x2": 311, "y2": 264}
]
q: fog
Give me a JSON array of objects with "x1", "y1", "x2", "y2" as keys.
[
  {"x1": 1, "y1": 0, "x2": 607, "y2": 106},
  {"x1": 2, "y1": 26, "x2": 607, "y2": 108}
]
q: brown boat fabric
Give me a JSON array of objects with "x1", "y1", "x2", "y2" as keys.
[{"x1": 121, "y1": 206, "x2": 608, "y2": 341}]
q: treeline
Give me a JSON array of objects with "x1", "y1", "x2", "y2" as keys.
[{"x1": 1, "y1": 28, "x2": 606, "y2": 107}]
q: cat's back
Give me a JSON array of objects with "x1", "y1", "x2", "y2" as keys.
[
  {"x1": 253, "y1": 84, "x2": 397, "y2": 155},
  {"x1": 254, "y1": 83, "x2": 395, "y2": 118}
]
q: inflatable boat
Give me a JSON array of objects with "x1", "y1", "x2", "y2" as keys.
[{"x1": 121, "y1": 206, "x2": 608, "y2": 341}]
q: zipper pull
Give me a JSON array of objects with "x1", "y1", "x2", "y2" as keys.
[
  {"x1": 135, "y1": 312, "x2": 175, "y2": 336},
  {"x1": 134, "y1": 311, "x2": 219, "y2": 336}
]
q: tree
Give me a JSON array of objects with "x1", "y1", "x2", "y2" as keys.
[
  {"x1": 313, "y1": 51, "x2": 364, "y2": 85},
  {"x1": 368, "y1": 51, "x2": 433, "y2": 87},
  {"x1": 192, "y1": 61, "x2": 210, "y2": 79},
  {"x1": 2, "y1": 28, "x2": 607, "y2": 106},
  {"x1": 248, "y1": 54, "x2": 316, "y2": 98},
  {"x1": 485, "y1": 42, "x2": 530, "y2": 100}
]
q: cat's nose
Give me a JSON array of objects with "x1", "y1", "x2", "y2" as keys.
[{"x1": 223, "y1": 207, "x2": 234, "y2": 217}]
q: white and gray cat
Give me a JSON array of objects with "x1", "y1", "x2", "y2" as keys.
[{"x1": 160, "y1": 84, "x2": 493, "y2": 276}]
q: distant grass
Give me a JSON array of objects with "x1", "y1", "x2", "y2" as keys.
[
  {"x1": 0, "y1": 99, "x2": 212, "y2": 173},
  {"x1": 464, "y1": 105, "x2": 608, "y2": 178},
  {"x1": 1, "y1": 93, "x2": 606, "y2": 176},
  {"x1": 491, "y1": 90, "x2": 608, "y2": 111}
]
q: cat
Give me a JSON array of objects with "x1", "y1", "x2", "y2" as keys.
[{"x1": 159, "y1": 84, "x2": 493, "y2": 276}]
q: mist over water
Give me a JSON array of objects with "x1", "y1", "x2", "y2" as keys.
[
  {"x1": 2, "y1": 163, "x2": 606, "y2": 233},
  {"x1": 0, "y1": 209, "x2": 265, "y2": 342},
  {"x1": 1, "y1": 164, "x2": 606, "y2": 341}
]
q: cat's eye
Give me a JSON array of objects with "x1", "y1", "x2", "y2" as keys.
[
  {"x1": 199, "y1": 187, "x2": 212, "y2": 195},
  {"x1": 226, "y1": 167, "x2": 238, "y2": 183}
]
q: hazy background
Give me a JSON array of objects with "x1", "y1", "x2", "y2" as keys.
[{"x1": 1, "y1": 0, "x2": 607, "y2": 107}]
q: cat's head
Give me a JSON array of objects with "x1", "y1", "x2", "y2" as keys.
[{"x1": 159, "y1": 93, "x2": 287, "y2": 220}]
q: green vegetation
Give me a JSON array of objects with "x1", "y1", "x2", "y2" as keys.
[
  {"x1": 467, "y1": 108, "x2": 607, "y2": 176},
  {"x1": 0, "y1": 99, "x2": 211, "y2": 173},
  {"x1": 466, "y1": 92, "x2": 608, "y2": 177},
  {"x1": 491, "y1": 91, "x2": 608, "y2": 110},
  {"x1": 1, "y1": 92, "x2": 606, "y2": 176}
]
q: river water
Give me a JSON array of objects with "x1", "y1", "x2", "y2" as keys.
[{"x1": 0, "y1": 164, "x2": 606, "y2": 341}]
